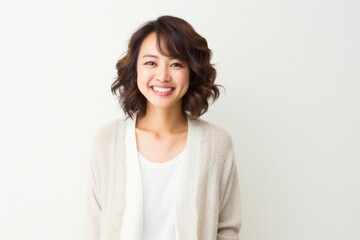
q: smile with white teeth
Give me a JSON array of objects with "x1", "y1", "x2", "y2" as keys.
[{"x1": 152, "y1": 86, "x2": 174, "y2": 92}]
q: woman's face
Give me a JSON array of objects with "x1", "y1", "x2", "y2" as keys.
[{"x1": 136, "y1": 32, "x2": 190, "y2": 111}]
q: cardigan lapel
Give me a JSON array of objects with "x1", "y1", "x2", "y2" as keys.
[
  {"x1": 119, "y1": 116, "x2": 202, "y2": 240},
  {"x1": 119, "y1": 116, "x2": 143, "y2": 240},
  {"x1": 174, "y1": 118, "x2": 201, "y2": 240}
]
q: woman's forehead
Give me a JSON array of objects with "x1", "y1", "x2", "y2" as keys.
[{"x1": 139, "y1": 32, "x2": 183, "y2": 59}]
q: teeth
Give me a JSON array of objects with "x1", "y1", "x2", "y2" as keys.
[{"x1": 153, "y1": 86, "x2": 173, "y2": 93}]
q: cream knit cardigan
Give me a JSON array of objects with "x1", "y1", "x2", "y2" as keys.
[{"x1": 86, "y1": 116, "x2": 241, "y2": 240}]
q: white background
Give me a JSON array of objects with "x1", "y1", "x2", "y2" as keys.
[{"x1": 1, "y1": 0, "x2": 359, "y2": 239}]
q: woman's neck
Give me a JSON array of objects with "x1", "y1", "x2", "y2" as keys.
[{"x1": 136, "y1": 104, "x2": 188, "y2": 134}]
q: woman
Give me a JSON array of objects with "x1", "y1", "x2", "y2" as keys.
[{"x1": 86, "y1": 15, "x2": 241, "y2": 240}]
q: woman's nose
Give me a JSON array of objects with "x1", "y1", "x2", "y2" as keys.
[{"x1": 156, "y1": 66, "x2": 171, "y2": 82}]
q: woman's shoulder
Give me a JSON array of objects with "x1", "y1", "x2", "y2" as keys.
[
  {"x1": 92, "y1": 117, "x2": 128, "y2": 145},
  {"x1": 191, "y1": 117, "x2": 233, "y2": 146}
]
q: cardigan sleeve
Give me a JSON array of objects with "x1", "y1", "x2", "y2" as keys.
[
  {"x1": 217, "y1": 138, "x2": 242, "y2": 240},
  {"x1": 85, "y1": 137, "x2": 102, "y2": 240}
]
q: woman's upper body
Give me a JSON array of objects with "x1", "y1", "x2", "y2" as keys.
[
  {"x1": 86, "y1": 116, "x2": 241, "y2": 240},
  {"x1": 86, "y1": 15, "x2": 241, "y2": 239}
]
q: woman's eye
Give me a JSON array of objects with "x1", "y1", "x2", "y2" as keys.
[
  {"x1": 170, "y1": 62, "x2": 184, "y2": 68},
  {"x1": 144, "y1": 61, "x2": 156, "y2": 66}
]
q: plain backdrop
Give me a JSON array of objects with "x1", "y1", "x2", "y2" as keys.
[{"x1": 1, "y1": 0, "x2": 359, "y2": 239}]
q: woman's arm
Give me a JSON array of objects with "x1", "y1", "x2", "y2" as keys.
[
  {"x1": 85, "y1": 141, "x2": 102, "y2": 240},
  {"x1": 217, "y1": 142, "x2": 242, "y2": 240}
]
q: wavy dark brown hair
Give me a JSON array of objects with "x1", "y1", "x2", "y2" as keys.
[{"x1": 111, "y1": 15, "x2": 221, "y2": 118}]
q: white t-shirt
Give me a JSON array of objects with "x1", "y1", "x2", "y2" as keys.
[{"x1": 138, "y1": 149, "x2": 185, "y2": 240}]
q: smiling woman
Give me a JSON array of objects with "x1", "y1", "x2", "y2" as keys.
[
  {"x1": 136, "y1": 32, "x2": 190, "y2": 111},
  {"x1": 111, "y1": 15, "x2": 219, "y2": 119},
  {"x1": 86, "y1": 15, "x2": 241, "y2": 240}
]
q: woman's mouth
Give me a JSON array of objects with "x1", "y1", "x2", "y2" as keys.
[
  {"x1": 152, "y1": 86, "x2": 174, "y2": 93},
  {"x1": 151, "y1": 86, "x2": 175, "y2": 96}
]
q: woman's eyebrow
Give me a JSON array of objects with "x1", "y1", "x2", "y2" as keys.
[
  {"x1": 141, "y1": 54, "x2": 183, "y2": 63},
  {"x1": 142, "y1": 54, "x2": 159, "y2": 58}
]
